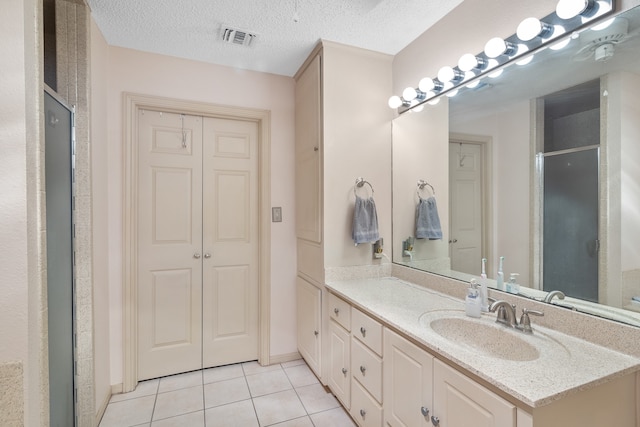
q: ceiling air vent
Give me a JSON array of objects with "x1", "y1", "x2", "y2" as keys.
[{"x1": 221, "y1": 27, "x2": 257, "y2": 47}]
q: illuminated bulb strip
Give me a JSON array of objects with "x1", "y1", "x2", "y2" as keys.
[{"x1": 386, "y1": 0, "x2": 613, "y2": 112}]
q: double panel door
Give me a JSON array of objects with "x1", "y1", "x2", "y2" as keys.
[{"x1": 137, "y1": 110, "x2": 258, "y2": 380}]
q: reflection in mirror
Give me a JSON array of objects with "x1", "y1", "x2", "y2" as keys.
[{"x1": 392, "y1": 6, "x2": 640, "y2": 327}]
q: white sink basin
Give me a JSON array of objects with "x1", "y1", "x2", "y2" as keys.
[
  {"x1": 428, "y1": 316, "x2": 540, "y2": 361},
  {"x1": 416, "y1": 309, "x2": 574, "y2": 362}
]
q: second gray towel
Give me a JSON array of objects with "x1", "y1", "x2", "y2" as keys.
[{"x1": 415, "y1": 196, "x2": 442, "y2": 240}]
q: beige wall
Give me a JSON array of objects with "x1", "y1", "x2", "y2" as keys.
[
  {"x1": 97, "y1": 45, "x2": 297, "y2": 386},
  {"x1": 90, "y1": 18, "x2": 112, "y2": 417},
  {"x1": 322, "y1": 42, "x2": 394, "y2": 267},
  {"x1": 1, "y1": 0, "x2": 47, "y2": 425}
]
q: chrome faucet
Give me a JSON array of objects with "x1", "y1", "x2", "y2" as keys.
[
  {"x1": 488, "y1": 300, "x2": 518, "y2": 328},
  {"x1": 543, "y1": 290, "x2": 565, "y2": 303}
]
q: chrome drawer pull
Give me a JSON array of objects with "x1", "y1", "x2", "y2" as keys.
[
  {"x1": 421, "y1": 406, "x2": 430, "y2": 417},
  {"x1": 359, "y1": 409, "x2": 366, "y2": 419},
  {"x1": 360, "y1": 365, "x2": 366, "y2": 375},
  {"x1": 334, "y1": 308, "x2": 340, "y2": 315},
  {"x1": 360, "y1": 326, "x2": 366, "y2": 337},
  {"x1": 342, "y1": 368, "x2": 348, "y2": 375}
]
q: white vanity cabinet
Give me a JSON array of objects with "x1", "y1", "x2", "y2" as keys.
[
  {"x1": 296, "y1": 277, "x2": 322, "y2": 377},
  {"x1": 384, "y1": 328, "x2": 516, "y2": 427},
  {"x1": 350, "y1": 308, "x2": 383, "y2": 427}
]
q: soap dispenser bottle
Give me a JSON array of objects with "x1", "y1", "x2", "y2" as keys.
[
  {"x1": 465, "y1": 279, "x2": 482, "y2": 318},
  {"x1": 506, "y1": 273, "x2": 520, "y2": 294}
]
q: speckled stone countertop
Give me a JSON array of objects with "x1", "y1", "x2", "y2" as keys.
[{"x1": 325, "y1": 277, "x2": 640, "y2": 408}]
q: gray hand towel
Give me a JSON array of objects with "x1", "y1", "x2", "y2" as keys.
[
  {"x1": 415, "y1": 196, "x2": 443, "y2": 240},
  {"x1": 352, "y1": 196, "x2": 380, "y2": 245}
]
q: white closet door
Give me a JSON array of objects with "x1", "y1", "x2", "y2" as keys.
[
  {"x1": 137, "y1": 111, "x2": 203, "y2": 380},
  {"x1": 202, "y1": 117, "x2": 259, "y2": 367}
]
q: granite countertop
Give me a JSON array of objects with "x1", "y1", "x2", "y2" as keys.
[{"x1": 325, "y1": 277, "x2": 640, "y2": 408}]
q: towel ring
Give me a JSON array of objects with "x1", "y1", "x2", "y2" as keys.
[
  {"x1": 417, "y1": 179, "x2": 435, "y2": 199},
  {"x1": 354, "y1": 177, "x2": 374, "y2": 196}
]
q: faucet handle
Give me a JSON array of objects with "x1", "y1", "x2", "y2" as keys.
[{"x1": 517, "y1": 308, "x2": 544, "y2": 333}]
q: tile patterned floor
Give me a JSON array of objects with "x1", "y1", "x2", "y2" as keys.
[{"x1": 99, "y1": 359, "x2": 357, "y2": 427}]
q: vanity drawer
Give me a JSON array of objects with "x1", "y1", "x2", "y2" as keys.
[
  {"x1": 351, "y1": 308, "x2": 383, "y2": 356},
  {"x1": 329, "y1": 293, "x2": 351, "y2": 331},
  {"x1": 351, "y1": 337, "x2": 382, "y2": 403},
  {"x1": 350, "y1": 379, "x2": 383, "y2": 427}
]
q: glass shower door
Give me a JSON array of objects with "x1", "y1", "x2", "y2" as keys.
[{"x1": 541, "y1": 147, "x2": 599, "y2": 302}]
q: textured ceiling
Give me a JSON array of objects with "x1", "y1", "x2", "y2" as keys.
[{"x1": 86, "y1": 0, "x2": 464, "y2": 76}]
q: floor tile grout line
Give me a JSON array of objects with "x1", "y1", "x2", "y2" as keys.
[{"x1": 244, "y1": 363, "x2": 262, "y2": 426}]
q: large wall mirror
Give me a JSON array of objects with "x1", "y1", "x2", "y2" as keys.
[{"x1": 392, "y1": 5, "x2": 640, "y2": 327}]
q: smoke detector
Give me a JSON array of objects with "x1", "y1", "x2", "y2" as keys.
[{"x1": 221, "y1": 27, "x2": 258, "y2": 47}]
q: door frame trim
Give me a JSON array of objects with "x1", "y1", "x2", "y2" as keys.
[{"x1": 122, "y1": 93, "x2": 271, "y2": 391}]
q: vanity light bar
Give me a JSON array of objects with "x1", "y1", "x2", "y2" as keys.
[{"x1": 388, "y1": 0, "x2": 614, "y2": 113}]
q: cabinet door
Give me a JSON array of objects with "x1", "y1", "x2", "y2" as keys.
[
  {"x1": 328, "y1": 320, "x2": 351, "y2": 408},
  {"x1": 433, "y1": 359, "x2": 516, "y2": 427},
  {"x1": 384, "y1": 329, "x2": 433, "y2": 427},
  {"x1": 296, "y1": 277, "x2": 321, "y2": 376},
  {"x1": 295, "y1": 54, "x2": 322, "y2": 243}
]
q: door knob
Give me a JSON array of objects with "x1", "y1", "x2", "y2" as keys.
[
  {"x1": 431, "y1": 415, "x2": 440, "y2": 426},
  {"x1": 193, "y1": 253, "x2": 201, "y2": 259},
  {"x1": 204, "y1": 253, "x2": 211, "y2": 259},
  {"x1": 421, "y1": 406, "x2": 430, "y2": 417}
]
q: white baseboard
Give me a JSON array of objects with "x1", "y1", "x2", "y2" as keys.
[{"x1": 268, "y1": 351, "x2": 302, "y2": 365}]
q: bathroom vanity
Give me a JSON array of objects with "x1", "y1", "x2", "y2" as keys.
[{"x1": 323, "y1": 276, "x2": 639, "y2": 427}]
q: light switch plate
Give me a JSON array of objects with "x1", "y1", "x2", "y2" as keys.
[{"x1": 272, "y1": 207, "x2": 282, "y2": 222}]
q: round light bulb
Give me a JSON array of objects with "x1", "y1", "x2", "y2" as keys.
[
  {"x1": 517, "y1": 17, "x2": 553, "y2": 41},
  {"x1": 402, "y1": 87, "x2": 417, "y2": 101},
  {"x1": 484, "y1": 37, "x2": 515, "y2": 58},
  {"x1": 458, "y1": 54, "x2": 482, "y2": 72},
  {"x1": 418, "y1": 77, "x2": 435, "y2": 92},
  {"x1": 412, "y1": 104, "x2": 425, "y2": 113},
  {"x1": 463, "y1": 71, "x2": 475, "y2": 81},
  {"x1": 556, "y1": 0, "x2": 593, "y2": 19},
  {"x1": 437, "y1": 66, "x2": 458, "y2": 83},
  {"x1": 388, "y1": 95, "x2": 403, "y2": 109}
]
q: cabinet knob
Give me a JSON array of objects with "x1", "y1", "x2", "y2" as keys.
[
  {"x1": 359, "y1": 409, "x2": 366, "y2": 419},
  {"x1": 193, "y1": 253, "x2": 201, "y2": 259},
  {"x1": 431, "y1": 416, "x2": 440, "y2": 426},
  {"x1": 313, "y1": 146, "x2": 319, "y2": 152},
  {"x1": 341, "y1": 367, "x2": 348, "y2": 376},
  {"x1": 334, "y1": 308, "x2": 340, "y2": 315},
  {"x1": 421, "y1": 407, "x2": 430, "y2": 417},
  {"x1": 359, "y1": 365, "x2": 366, "y2": 375},
  {"x1": 203, "y1": 253, "x2": 211, "y2": 259},
  {"x1": 314, "y1": 330, "x2": 319, "y2": 337},
  {"x1": 360, "y1": 327, "x2": 366, "y2": 337}
]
